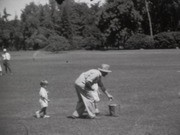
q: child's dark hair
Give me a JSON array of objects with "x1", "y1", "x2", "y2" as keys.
[{"x1": 40, "y1": 80, "x2": 48, "y2": 86}]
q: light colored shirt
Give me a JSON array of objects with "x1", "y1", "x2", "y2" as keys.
[
  {"x1": 75, "y1": 69, "x2": 103, "y2": 89},
  {"x1": 39, "y1": 87, "x2": 49, "y2": 108},
  {"x1": 39, "y1": 87, "x2": 48, "y2": 100},
  {"x1": 2, "y1": 52, "x2": 11, "y2": 60}
]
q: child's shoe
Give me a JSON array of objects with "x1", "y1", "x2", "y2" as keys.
[
  {"x1": 43, "y1": 115, "x2": 50, "y2": 118},
  {"x1": 95, "y1": 108, "x2": 100, "y2": 115},
  {"x1": 35, "y1": 111, "x2": 40, "y2": 118}
]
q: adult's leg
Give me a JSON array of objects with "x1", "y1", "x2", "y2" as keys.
[
  {"x1": 3, "y1": 61, "x2": 8, "y2": 73},
  {"x1": 72, "y1": 85, "x2": 86, "y2": 117},
  {"x1": 6, "y1": 61, "x2": 12, "y2": 73},
  {"x1": 73, "y1": 85, "x2": 96, "y2": 118},
  {"x1": 81, "y1": 94, "x2": 96, "y2": 118},
  {"x1": 94, "y1": 102, "x2": 100, "y2": 114}
]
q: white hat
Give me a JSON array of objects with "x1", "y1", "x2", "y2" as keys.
[
  {"x1": 3, "y1": 48, "x2": 7, "y2": 52},
  {"x1": 98, "y1": 64, "x2": 112, "y2": 73}
]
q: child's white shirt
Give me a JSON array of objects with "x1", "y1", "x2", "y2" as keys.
[
  {"x1": 39, "y1": 87, "x2": 49, "y2": 108},
  {"x1": 39, "y1": 87, "x2": 48, "y2": 100}
]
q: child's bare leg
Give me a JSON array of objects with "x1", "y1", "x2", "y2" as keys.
[
  {"x1": 94, "y1": 102, "x2": 100, "y2": 114},
  {"x1": 40, "y1": 107, "x2": 50, "y2": 118},
  {"x1": 38, "y1": 107, "x2": 46, "y2": 117}
]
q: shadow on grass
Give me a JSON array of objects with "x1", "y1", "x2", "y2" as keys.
[{"x1": 67, "y1": 113, "x2": 119, "y2": 120}]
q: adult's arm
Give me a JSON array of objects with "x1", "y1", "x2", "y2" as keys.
[{"x1": 98, "y1": 79, "x2": 113, "y2": 100}]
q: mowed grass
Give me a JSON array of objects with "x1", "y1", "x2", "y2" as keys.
[{"x1": 0, "y1": 49, "x2": 180, "y2": 135}]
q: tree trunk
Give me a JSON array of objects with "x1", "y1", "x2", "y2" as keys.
[{"x1": 145, "y1": 0, "x2": 153, "y2": 38}]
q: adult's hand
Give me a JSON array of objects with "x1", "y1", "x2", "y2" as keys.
[{"x1": 107, "y1": 94, "x2": 113, "y2": 101}]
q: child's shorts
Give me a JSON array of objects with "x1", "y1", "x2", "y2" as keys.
[{"x1": 39, "y1": 99, "x2": 48, "y2": 108}]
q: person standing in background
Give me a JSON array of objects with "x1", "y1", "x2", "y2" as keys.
[{"x1": 2, "y1": 49, "x2": 12, "y2": 74}]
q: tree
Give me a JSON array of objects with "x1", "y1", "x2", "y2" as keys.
[
  {"x1": 137, "y1": 0, "x2": 180, "y2": 34},
  {"x1": 145, "y1": 0, "x2": 153, "y2": 37},
  {"x1": 55, "y1": 0, "x2": 66, "y2": 5},
  {"x1": 2, "y1": 8, "x2": 11, "y2": 22},
  {"x1": 60, "y1": 0, "x2": 73, "y2": 45},
  {"x1": 20, "y1": 2, "x2": 55, "y2": 50},
  {"x1": 69, "y1": 2, "x2": 90, "y2": 36},
  {"x1": 98, "y1": 0, "x2": 142, "y2": 48},
  {"x1": 151, "y1": 0, "x2": 180, "y2": 32},
  {"x1": 1, "y1": 0, "x2": 179, "y2": 51},
  {"x1": 0, "y1": 11, "x2": 14, "y2": 49}
]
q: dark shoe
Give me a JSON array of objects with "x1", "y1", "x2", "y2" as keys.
[{"x1": 95, "y1": 112, "x2": 100, "y2": 115}]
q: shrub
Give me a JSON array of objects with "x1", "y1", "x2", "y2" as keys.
[
  {"x1": 72, "y1": 36, "x2": 85, "y2": 49},
  {"x1": 33, "y1": 34, "x2": 48, "y2": 50},
  {"x1": 173, "y1": 32, "x2": 180, "y2": 48},
  {"x1": 83, "y1": 36, "x2": 102, "y2": 50},
  {"x1": 45, "y1": 35, "x2": 71, "y2": 52},
  {"x1": 154, "y1": 32, "x2": 180, "y2": 49},
  {"x1": 125, "y1": 34, "x2": 155, "y2": 49}
]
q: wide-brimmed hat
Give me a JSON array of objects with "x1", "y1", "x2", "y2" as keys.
[
  {"x1": 98, "y1": 64, "x2": 112, "y2": 73},
  {"x1": 40, "y1": 80, "x2": 48, "y2": 86}
]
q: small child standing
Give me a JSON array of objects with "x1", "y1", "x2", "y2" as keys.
[
  {"x1": 36, "y1": 80, "x2": 50, "y2": 118},
  {"x1": 91, "y1": 83, "x2": 101, "y2": 114}
]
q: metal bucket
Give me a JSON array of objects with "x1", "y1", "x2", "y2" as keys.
[{"x1": 108, "y1": 103, "x2": 118, "y2": 116}]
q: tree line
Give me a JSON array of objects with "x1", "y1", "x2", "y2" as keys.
[{"x1": 0, "y1": 0, "x2": 180, "y2": 51}]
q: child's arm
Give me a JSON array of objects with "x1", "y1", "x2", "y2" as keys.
[
  {"x1": 46, "y1": 98, "x2": 50, "y2": 102},
  {"x1": 44, "y1": 97, "x2": 50, "y2": 102},
  {"x1": 40, "y1": 88, "x2": 50, "y2": 102},
  {"x1": 40, "y1": 96, "x2": 50, "y2": 102}
]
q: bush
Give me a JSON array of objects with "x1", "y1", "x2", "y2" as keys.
[
  {"x1": 174, "y1": 32, "x2": 180, "y2": 48},
  {"x1": 45, "y1": 35, "x2": 71, "y2": 52},
  {"x1": 125, "y1": 34, "x2": 155, "y2": 49},
  {"x1": 83, "y1": 36, "x2": 103, "y2": 50},
  {"x1": 72, "y1": 36, "x2": 85, "y2": 49},
  {"x1": 154, "y1": 32, "x2": 180, "y2": 49},
  {"x1": 33, "y1": 34, "x2": 48, "y2": 50}
]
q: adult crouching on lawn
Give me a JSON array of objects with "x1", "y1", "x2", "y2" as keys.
[{"x1": 71, "y1": 64, "x2": 113, "y2": 119}]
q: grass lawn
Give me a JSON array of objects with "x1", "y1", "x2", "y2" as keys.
[{"x1": 0, "y1": 49, "x2": 180, "y2": 135}]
